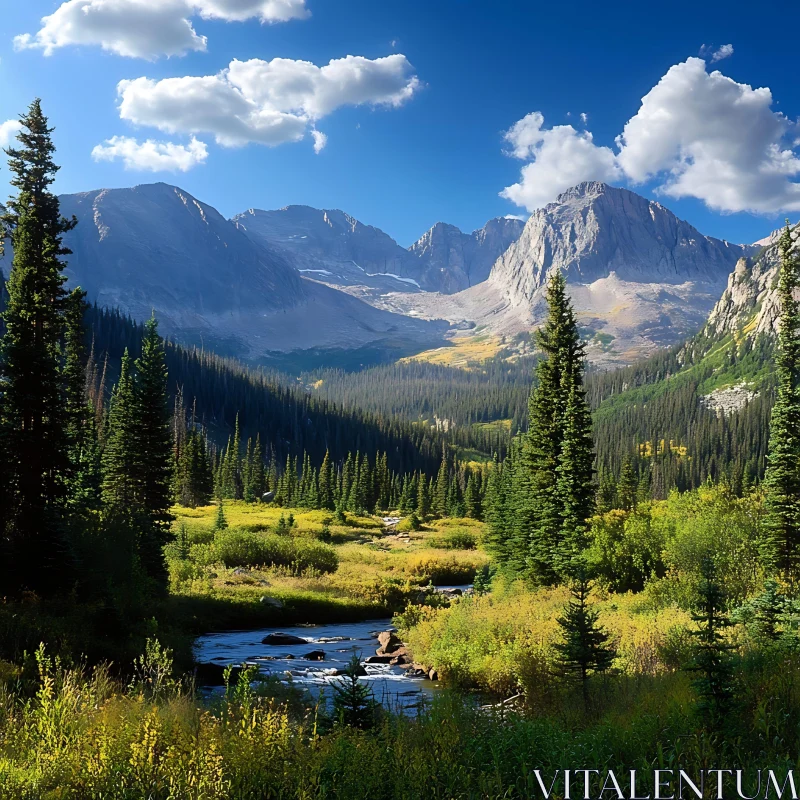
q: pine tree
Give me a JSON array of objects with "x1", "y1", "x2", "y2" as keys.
[
  {"x1": 318, "y1": 450, "x2": 334, "y2": 510},
  {"x1": 687, "y1": 556, "x2": 735, "y2": 726},
  {"x1": 554, "y1": 564, "x2": 616, "y2": 711},
  {"x1": 132, "y1": 317, "x2": 174, "y2": 591},
  {"x1": 515, "y1": 271, "x2": 592, "y2": 584},
  {"x1": 554, "y1": 379, "x2": 595, "y2": 575},
  {"x1": 752, "y1": 578, "x2": 786, "y2": 643},
  {"x1": 101, "y1": 350, "x2": 137, "y2": 512},
  {"x1": 214, "y1": 501, "x2": 228, "y2": 531},
  {"x1": 0, "y1": 100, "x2": 76, "y2": 594},
  {"x1": 465, "y1": 472, "x2": 482, "y2": 520},
  {"x1": 416, "y1": 471, "x2": 431, "y2": 519},
  {"x1": 617, "y1": 458, "x2": 638, "y2": 511},
  {"x1": 764, "y1": 224, "x2": 800, "y2": 582},
  {"x1": 434, "y1": 448, "x2": 449, "y2": 517},
  {"x1": 331, "y1": 650, "x2": 377, "y2": 729}
]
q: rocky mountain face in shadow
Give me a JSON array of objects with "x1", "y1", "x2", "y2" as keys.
[
  {"x1": 7, "y1": 184, "x2": 447, "y2": 364},
  {"x1": 232, "y1": 206, "x2": 524, "y2": 295}
]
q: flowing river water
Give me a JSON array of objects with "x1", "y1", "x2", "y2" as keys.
[{"x1": 194, "y1": 618, "x2": 441, "y2": 712}]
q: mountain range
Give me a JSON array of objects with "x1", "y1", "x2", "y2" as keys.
[
  {"x1": 0, "y1": 180, "x2": 786, "y2": 370},
  {"x1": 380, "y1": 183, "x2": 757, "y2": 366}
]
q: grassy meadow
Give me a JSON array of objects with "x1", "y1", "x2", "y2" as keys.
[{"x1": 165, "y1": 502, "x2": 488, "y2": 635}]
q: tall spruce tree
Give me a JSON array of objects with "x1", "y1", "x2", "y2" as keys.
[
  {"x1": 515, "y1": 271, "x2": 594, "y2": 584},
  {"x1": 763, "y1": 224, "x2": 800, "y2": 582},
  {"x1": 0, "y1": 100, "x2": 77, "y2": 594},
  {"x1": 132, "y1": 317, "x2": 174, "y2": 590}
]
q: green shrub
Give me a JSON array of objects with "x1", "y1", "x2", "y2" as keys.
[
  {"x1": 191, "y1": 528, "x2": 338, "y2": 574},
  {"x1": 407, "y1": 552, "x2": 482, "y2": 584},
  {"x1": 430, "y1": 529, "x2": 478, "y2": 550}
]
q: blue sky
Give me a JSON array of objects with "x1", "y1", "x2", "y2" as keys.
[{"x1": 1, "y1": 0, "x2": 798, "y2": 247}]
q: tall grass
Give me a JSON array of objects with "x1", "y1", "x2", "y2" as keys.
[{"x1": 2, "y1": 641, "x2": 800, "y2": 798}]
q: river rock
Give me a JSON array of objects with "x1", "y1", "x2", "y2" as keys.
[
  {"x1": 262, "y1": 633, "x2": 307, "y2": 646},
  {"x1": 364, "y1": 655, "x2": 394, "y2": 664},
  {"x1": 303, "y1": 650, "x2": 325, "y2": 661},
  {"x1": 333, "y1": 664, "x2": 367, "y2": 677},
  {"x1": 377, "y1": 631, "x2": 402, "y2": 655},
  {"x1": 260, "y1": 597, "x2": 283, "y2": 608},
  {"x1": 428, "y1": 668, "x2": 439, "y2": 681}
]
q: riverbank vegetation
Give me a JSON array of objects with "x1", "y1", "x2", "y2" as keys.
[{"x1": 165, "y1": 502, "x2": 487, "y2": 636}]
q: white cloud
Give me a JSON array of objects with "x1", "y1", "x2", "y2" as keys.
[
  {"x1": 311, "y1": 130, "x2": 327, "y2": 154},
  {"x1": 195, "y1": 0, "x2": 309, "y2": 22},
  {"x1": 116, "y1": 55, "x2": 420, "y2": 151},
  {"x1": 91, "y1": 135, "x2": 208, "y2": 171},
  {"x1": 225, "y1": 55, "x2": 420, "y2": 118},
  {"x1": 580, "y1": 112, "x2": 588, "y2": 124},
  {"x1": 500, "y1": 112, "x2": 621, "y2": 211},
  {"x1": 711, "y1": 43, "x2": 734, "y2": 62},
  {"x1": 14, "y1": 0, "x2": 310, "y2": 60},
  {"x1": 700, "y1": 43, "x2": 734, "y2": 63},
  {"x1": 14, "y1": 0, "x2": 207, "y2": 59},
  {"x1": 502, "y1": 58, "x2": 800, "y2": 215},
  {"x1": 0, "y1": 119, "x2": 23, "y2": 149},
  {"x1": 616, "y1": 57, "x2": 800, "y2": 213}
]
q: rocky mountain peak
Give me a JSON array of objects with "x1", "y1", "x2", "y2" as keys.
[
  {"x1": 408, "y1": 217, "x2": 524, "y2": 292},
  {"x1": 57, "y1": 183, "x2": 306, "y2": 322},
  {"x1": 489, "y1": 182, "x2": 754, "y2": 307}
]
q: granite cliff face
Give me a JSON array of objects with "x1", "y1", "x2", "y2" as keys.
[
  {"x1": 409, "y1": 217, "x2": 524, "y2": 293},
  {"x1": 704, "y1": 226, "x2": 798, "y2": 341},
  {"x1": 488, "y1": 182, "x2": 751, "y2": 308}
]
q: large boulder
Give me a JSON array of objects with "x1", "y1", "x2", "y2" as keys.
[
  {"x1": 303, "y1": 650, "x2": 326, "y2": 661},
  {"x1": 262, "y1": 633, "x2": 308, "y2": 646},
  {"x1": 376, "y1": 631, "x2": 402, "y2": 655}
]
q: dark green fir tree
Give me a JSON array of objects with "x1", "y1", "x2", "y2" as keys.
[
  {"x1": 763, "y1": 223, "x2": 800, "y2": 582},
  {"x1": 0, "y1": 99, "x2": 76, "y2": 594},
  {"x1": 555, "y1": 563, "x2": 616, "y2": 711}
]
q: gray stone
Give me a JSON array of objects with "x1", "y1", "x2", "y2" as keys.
[{"x1": 262, "y1": 633, "x2": 307, "y2": 646}]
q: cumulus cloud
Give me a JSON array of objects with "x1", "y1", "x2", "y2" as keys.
[
  {"x1": 14, "y1": 0, "x2": 310, "y2": 60},
  {"x1": 500, "y1": 112, "x2": 621, "y2": 210},
  {"x1": 311, "y1": 130, "x2": 327, "y2": 154},
  {"x1": 502, "y1": 58, "x2": 800, "y2": 214},
  {"x1": 195, "y1": 0, "x2": 309, "y2": 22},
  {"x1": 116, "y1": 55, "x2": 420, "y2": 151},
  {"x1": 91, "y1": 135, "x2": 208, "y2": 171},
  {"x1": 616, "y1": 57, "x2": 800, "y2": 213},
  {"x1": 0, "y1": 119, "x2": 23, "y2": 149}
]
